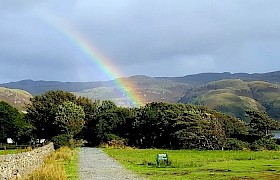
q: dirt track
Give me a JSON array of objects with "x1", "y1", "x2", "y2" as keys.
[{"x1": 79, "y1": 147, "x2": 146, "y2": 180}]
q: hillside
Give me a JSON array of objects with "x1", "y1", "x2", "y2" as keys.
[
  {"x1": 0, "y1": 87, "x2": 32, "y2": 111},
  {"x1": 158, "y1": 71, "x2": 280, "y2": 85},
  {"x1": 0, "y1": 79, "x2": 115, "y2": 95},
  {"x1": 74, "y1": 76, "x2": 191, "y2": 106},
  {"x1": 2, "y1": 71, "x2": 280, "y2": 96},
  {"x1": 1, "y1": 71, "x2": 280, "y2": 117},
  {"x1": 179, "y1": 79, "x2": 280, "y2": 121}
]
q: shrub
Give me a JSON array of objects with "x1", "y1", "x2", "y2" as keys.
[
  {"x1": 52, "y1": 134, "x2": 71, "y2": 149},
  {"x1": 225, "y1": 138, "x2": 250, "y2": 150},
  {"x1": 101, "y1": 139, "x2": 128, "y2": 149},
  {"x1": 275, "y1": 138, "x2": 280, "y2": 145},
  {"x1": 251, "y1": 138, "x2": 279, "y2": 150}
]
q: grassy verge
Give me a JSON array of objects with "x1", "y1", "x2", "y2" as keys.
[
  {"x1": 26, "y1": 147, "x2": 80, "y2": 180},
  {"x1": 64, "y1": 148, "x2": 80, "y2": 180},
  {"x1": 103, "y1": 148, "x2": 280, "y2": 180}
]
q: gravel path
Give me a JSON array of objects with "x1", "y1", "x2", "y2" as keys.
[{"x1": 79, "y1": 147, "x2": 146, "y2": 180}]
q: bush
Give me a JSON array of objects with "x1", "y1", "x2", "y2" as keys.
[
  {"x1": 52, "y1": 134, "x2": 71, "y2": 149},
  {"x1": 225, "y1": 138, "x2": 250, "y2": 150},
  {"x1": 52, "y1": 134, "x2": 84, "y2": 149},
  {"x1": 251, "y1": 138, "x2": 279, "y2": 150},
  {"x1": 69, "y1": 138, "x2": 84, "y2": 149},
  {"x1": 101, "y1": 139, "x2": 128, "y2": 149},
  {"x1": 275, "y1": 138, "x2": 280, "y2": 145}
]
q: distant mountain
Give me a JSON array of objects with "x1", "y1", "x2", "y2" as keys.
[
  {"x1": 74, "y1": 76, "x2": 191, "y2": 107},
  {"x1": 1, "y1": 71, "x2": 280, "y2": 117},
  {"x1": 179, "y1": 79, "x2": 280, "y2": 121},
  {"x1": 2, "y1": 71, "x2": 280, "y2": 95},
  {"x1": 158, "y1": 71, "x2": 280, "y2": 85},
  {"x1": 0, "y1": 79, "x2": 115, "y2": 95},
  {"x1": 0, "y1": 87, "x2": 32, "y2": 111}
]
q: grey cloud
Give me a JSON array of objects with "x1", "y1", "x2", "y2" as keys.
[{"x1": 1, "y1": 0, "x2": 280, "y2": 83}]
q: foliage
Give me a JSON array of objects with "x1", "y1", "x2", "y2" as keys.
[
  {"x1": 250, "y1": 138, "x2": 279, "y2": 151},
  {"x1": 101, "y1": 139, "x2": 127, "y2": 149},
  {"x1": 26, "y1": 91, "x2": 77, "y2": 140},
  {"x1": 24, "y1": 90, "x2": 279, "y2": 150},
  {"x1": 55, "y1": 101, "x2": 85, "y2": 138},
  {"x1": 225, "y1": 138, "x2": 250, "y2": 150},
  {"x1": 0, "y1": 101, "x2": 32, "y2": 143},
  {"x1": 52, "y1": 134, "x2": 72, "y2": 149},
  {"x1": 246, "y1": 110, "x2": 280, "y2": 139}
]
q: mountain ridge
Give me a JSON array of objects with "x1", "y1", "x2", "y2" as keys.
[
  {"x1": 1, "y1": 71, "x2": 280, "y2": 118},
  {"x1": 2, "y1": 71, "x2": 280, "y2": 95}
]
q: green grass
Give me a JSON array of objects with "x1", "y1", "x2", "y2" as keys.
[
  {"x1": 103, "y1": 148, "x2": 280, "y2": 180},
  {"x1": 0, "y1": 149, "x2": 21, "y2": 155},
  {"x1": 64, "y1": 148, "x2": 80, "y2": 180}
]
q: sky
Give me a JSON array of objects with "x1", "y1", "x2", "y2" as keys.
[{"x1": 1, "y1": 0, "x2": 280, "y2": 83}]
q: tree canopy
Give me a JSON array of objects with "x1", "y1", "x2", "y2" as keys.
[{"x1": 18, "y1": 90, "x2": 280, "y2": 150}]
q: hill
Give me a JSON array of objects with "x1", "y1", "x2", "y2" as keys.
[
  {"x1": 0, "y1": 87, "x2": 32, "y2": 111},
  {"x1": 179, "y1": 79, "x2": 280, "y2": 121},
  {"x1": 0, "y1": 79, "x2": 115, "y2": 95},
  {"x1": 2, "y1": 71, "x2": 280, "y2": 96},
  {"x1": 1, "y1": 71, "x2": 280, "y2": 118},
  {"x1": 158, "y1": 71, "x2": 280, "y2": 85},
  {"x1": 74, "y1": 76, "x2": 191, "y2": 106}
]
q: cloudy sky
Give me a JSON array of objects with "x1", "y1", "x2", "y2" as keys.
[{"x1": 1, "y1": 0, "x2": 280, "y2": 83}]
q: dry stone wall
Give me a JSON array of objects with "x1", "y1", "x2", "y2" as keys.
[{"x1": 0, "y1": 143, "x2": 54, "y2": 180}]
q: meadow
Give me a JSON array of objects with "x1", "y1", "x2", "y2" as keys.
[
  {"x1": 0, "y1": 149, "x2": 18, "y2": 155},
  {"x1": 103, "y1": 148, "x2": 280, "y2": 180},
  {"x1": 0, "y1": 148, "x2": 25, "y2": 155}
]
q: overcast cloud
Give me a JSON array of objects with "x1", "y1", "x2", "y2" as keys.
[{"x1": 1, "y1": 0, "x2": 280, "y2": 83}]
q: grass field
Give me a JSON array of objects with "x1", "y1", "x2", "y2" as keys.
[
  {"x1": 0, "y1": 149, "x2": 19, "y2": 155},
  {"x1": 103, "y1": 148, "x2": 280, "y2": 180}
]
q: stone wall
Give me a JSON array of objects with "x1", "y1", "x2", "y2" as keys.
[{"x1": 0, "y1": 142, "x2": 54, "y2": 179}]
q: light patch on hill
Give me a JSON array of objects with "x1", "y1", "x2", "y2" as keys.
[{"x1": 0, "y1": 87, "x2": 32, "y2": 111}]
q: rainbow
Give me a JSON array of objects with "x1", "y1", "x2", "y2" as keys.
[{"x1": 36, "y1": 11, "x2": 144, "y2": 107}]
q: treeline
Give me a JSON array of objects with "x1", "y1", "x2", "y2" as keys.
[{"x1": 1, "y1": 90, "x2": 280, "y2": 150}]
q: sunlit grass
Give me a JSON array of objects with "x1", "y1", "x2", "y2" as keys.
[
  {"x1": 103, "y1": 148, "x2": 280, "y2": 180},
  {"x1": 0, "y1": 149, "x2": 18, "y2": 155},
  {"x1": 64, "y1": 148, "x2": 80, "y2": 180},
  {"x1": 0, "y1": 146, "x2": 34, "y2": 155},
  {"x1": 25, "y1": 146, "x2": 79, "y2": 180}
]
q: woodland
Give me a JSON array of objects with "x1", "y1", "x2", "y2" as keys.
[{"x1": 1, "y1": 90, "x2": 279, "y2": 150}]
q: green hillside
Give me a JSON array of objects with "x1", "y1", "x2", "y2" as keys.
[
  {"x1": 0, "y1": 87, "x2": 32, "y2": 111},
  {"x1": 180, "y1": 79, "x2": 280, "y2": 121}
]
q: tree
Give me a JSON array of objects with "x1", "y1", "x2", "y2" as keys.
[
  {"x1": 26, "y1": 91, "x2": 77, "y2": 140},
  {"x1": 55, "y1": 101, "x2": 85, "y2": 138},
  {"x1": 246, "y1": 110, "x2": 280, "y2": 140},
  {"x1": 76, "y1": 97, "x2": 100, "y2": 145},
  {"x1": 0, "y1": 101, "x2": 32, "y2": 143}
]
